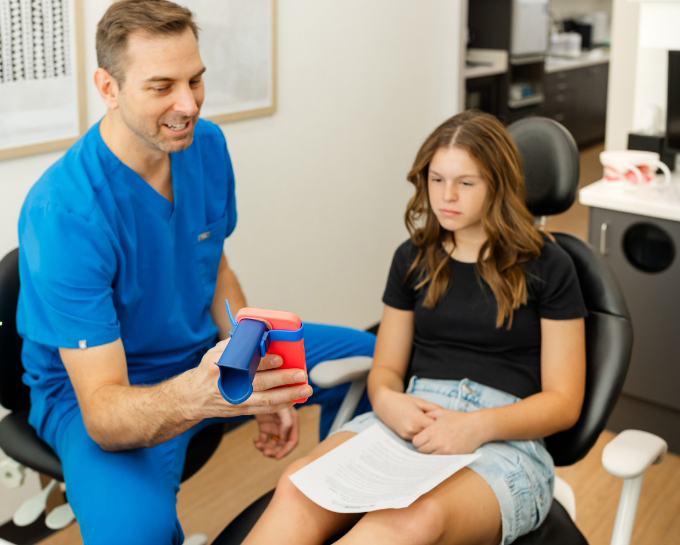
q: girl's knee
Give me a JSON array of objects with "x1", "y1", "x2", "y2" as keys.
[
  {"x1": 280, "y1": 456, "x2": 310, "y2": 482},
  {"x1": 390, "y1": 497, "x2": 448, "y2": 544},
  {"x1": 272, "y1": 457, "x2": 312, "y2": 501}
]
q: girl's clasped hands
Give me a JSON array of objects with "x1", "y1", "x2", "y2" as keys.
[{"x1": 373, "y1": 388, "x2": 489, "y2": 455}]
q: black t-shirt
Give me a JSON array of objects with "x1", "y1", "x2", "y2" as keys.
[{"x1": 383, "y1": 238, "x2": 588, "y2": 399}]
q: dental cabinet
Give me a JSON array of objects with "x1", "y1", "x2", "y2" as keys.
[{"x1": 580, "y1": 177, "x2": 680, "y2": 453}]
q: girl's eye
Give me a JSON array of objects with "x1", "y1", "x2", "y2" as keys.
[
  {"x1": 460, "y1": 180, "x2": 474, "y2": 187},
  {"x1": 430, "y1": 178, "x2": 442, "y2": 183}
]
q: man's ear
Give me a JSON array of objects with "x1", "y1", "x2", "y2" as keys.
[{"x1": 94, "y1": 68, "x2": 121, "y2": 110}]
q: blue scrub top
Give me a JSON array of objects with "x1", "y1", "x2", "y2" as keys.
[{"x1": 17, "y1": 119, "x2": 237, "y2": 440}]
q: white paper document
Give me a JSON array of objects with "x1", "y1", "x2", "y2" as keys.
[{"x1": 289, "y1": 424, "x2": 481, "y2": 513}]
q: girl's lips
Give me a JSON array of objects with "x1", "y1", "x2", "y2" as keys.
[{"x1": 440, "y1": 210, "x2": 461, "y2": 216}]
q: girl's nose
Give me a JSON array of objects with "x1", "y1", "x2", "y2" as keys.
[{"x1": 443, "y1": 181, "x2": 458, "y2": 201}]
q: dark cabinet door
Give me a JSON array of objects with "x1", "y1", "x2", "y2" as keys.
[
  {"x1": 544, "y1": 70, "x2": 577, "y2": 138},
  {"x1": 574, "y1": 63, "x2": 609, "y2": 146},
  {"x1": 542, "y1": 63, "x2": 608, "y2": 147}
]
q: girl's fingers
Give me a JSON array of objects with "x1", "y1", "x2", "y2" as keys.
[
  {"x1": 412, "y1": 427, "x2": 428, "y2": 448},
  {"x1": 417, "y1": 441, "x2": 436, "y2": 455},
  {"x1": 415, "y1": 398, "x2": 442, "y2": 411}
]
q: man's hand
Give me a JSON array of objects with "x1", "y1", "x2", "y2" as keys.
[
  {"x1": 411, "y1": 408, "x2": 488, "y2": 455},
  {"x1": 254, "y1": 406, "x2": 299, "y2": 459},
  {"x1": 185, "y1": 339, "x2": 313, "y2": 421},
  {"x1": 373, "y1": 389, "x2": 440, "y2": 441}
]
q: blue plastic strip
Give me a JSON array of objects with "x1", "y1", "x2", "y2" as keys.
[
  {"x1": 267, "y1": 324, "x2": 304, "y2": 342},
  {"x1": 225, "y1": 299, "x2": 238, "y2": 328}
]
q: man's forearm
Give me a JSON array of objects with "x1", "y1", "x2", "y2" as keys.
[
  {"x1": 84, "y1": 370, "x2": 200, "y2": 451},
  {"x1": 79, "y1": 345, "x2": 311, "y2": 451}
]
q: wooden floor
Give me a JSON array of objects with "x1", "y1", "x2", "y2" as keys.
[{"x1": 37, "y1": 144, "x2": 680, "y2": 545}]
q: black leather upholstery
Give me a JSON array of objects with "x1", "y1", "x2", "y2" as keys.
[
  {"x1": 508, "y1": 117, "x2": 580, "y2": 217},
  {"x1": 181, "y1": 424, "x2": 225, "y2": 482},
  {"x1": 0, "y1": 248, "x2": 29, "y2": 411},
  {"x1": 513, "y1": 502, "x2": 588, "y2": 545},
  {"x1": 546, "y1": 235, "x2": 632, "y2": 466},
  {"x1": 554, "y1": 233, "x2": 629, "y2": 318},
  {"x1": 217, "y1": 490, "x2": 273, "y2": 545},
  {"x1": 0, "y1": 407, "x2": 63, "y2": 480},
  {"x1": 0, "y1": 247, "x2": 225, "y2": 491}
]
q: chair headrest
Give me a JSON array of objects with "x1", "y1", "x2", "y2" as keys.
[{"x1": 507, "y1": 117, "x2": 580, "y2": 217}]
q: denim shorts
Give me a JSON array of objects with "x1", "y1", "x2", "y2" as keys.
[{"x1": 335, "y1": 377, "x2": 555, "y2": 545}]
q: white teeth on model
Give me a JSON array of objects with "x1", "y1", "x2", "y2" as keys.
[{"x1": 166, "y1": 123, "x2": 187, "y2": 130}]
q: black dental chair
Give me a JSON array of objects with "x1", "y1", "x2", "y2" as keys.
[
  {"x1": 212, "y1": 117, "x2": 667, "y2": 545},
  {"x1": 0, "y1": 247, "x2": 226, "y2": 540}
]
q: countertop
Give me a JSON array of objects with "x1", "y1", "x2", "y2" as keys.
[
  {"x1": 465, "y1": 48, "x2": 610, "y2": 80},
  {"x1": 579, "y1": 174, "x2": 680, "y2": 222},
  {"x1": 464, "y1": 49, "x2": 508, "y2": 80},
  {"x1": 545, "y1": 49, "x2": 610, "y2": 73}
]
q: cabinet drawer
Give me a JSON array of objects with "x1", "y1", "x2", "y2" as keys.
[
  {"x1": 545, "y1": 71, "x2": 574, "y2": 95},
  {"x1": 544, "y1": 109, "x2": 573, "y2": 126}
]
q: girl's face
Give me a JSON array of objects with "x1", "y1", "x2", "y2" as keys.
[{"x1": 427, "y1": 146, "x2": 488, "y2": 239}]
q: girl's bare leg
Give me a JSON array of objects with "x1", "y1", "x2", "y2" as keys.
[
  {"x1": 242, "y1": 431, "x2": 363, "y2": 545},
  {"x1": 336, "y1": 468, "x2": 502, "y2": 545}
]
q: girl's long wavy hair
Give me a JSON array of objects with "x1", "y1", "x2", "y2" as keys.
[{"x1": 405, "y1": 110, "x2": 546, "y2": 329}]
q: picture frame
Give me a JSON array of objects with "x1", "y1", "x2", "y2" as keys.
[
  {"x1": 0, "y1": 0, "x2": 87, "y2": 161},
  {"x1": 183, "y1": 0, "x2": 277, "y2": 124}
]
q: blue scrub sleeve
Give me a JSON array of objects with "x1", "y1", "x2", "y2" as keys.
[
  {"x1": 19, "y1": 203, "x2": 120, "y2": 349},
  {"x1": 223, "y1": 139, "x2": 237, "y2": 238}
]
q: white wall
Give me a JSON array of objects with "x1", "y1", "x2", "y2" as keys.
[
  {"x1": 0, "y1": 0, "x2": 464, "y2": 523},
  {"x1": 605, "y1": 0, "x2": 680, "y2": 152},
  {"x1": 605, "y1": 0, "x2": 641, "y2": 151},
  {"x1": 550, "y1": 0, "x2": 612, "y2": 19}
]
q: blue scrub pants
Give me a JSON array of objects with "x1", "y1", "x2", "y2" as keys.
[{"x1": 48, "y1": 323, "x2": 375, "y2": 545}]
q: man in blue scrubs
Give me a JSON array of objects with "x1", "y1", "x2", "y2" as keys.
[{"x1": 16, "y1": 1, "x2": 374, "y2": 543}]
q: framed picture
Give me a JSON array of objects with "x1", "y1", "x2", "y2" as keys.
[
  {"x1": 0, "y1": 0, "x2": 87, "y2": 160},
  {"x1": 183, "y1": 0, "x2": 277, "y2": 123}
]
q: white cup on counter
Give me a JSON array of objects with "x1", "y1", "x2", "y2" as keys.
[{"x1": 600, "y1": 150, "x2": 672, "y2": 188}]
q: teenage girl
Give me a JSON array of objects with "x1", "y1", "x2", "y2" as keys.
[{"x1": 242, "y1": 110, "x2": 587, "y2": 545}]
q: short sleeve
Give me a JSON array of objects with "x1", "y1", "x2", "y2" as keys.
[
  {"x1": 382, "y1": 240, "x2": 417, "y2": 310},
  {"x1": 536, "y1": 241, "x2": 588, "y2": 320},
  {"x1": 18, "y1": 203, "x2": 120, "y2": 349}
]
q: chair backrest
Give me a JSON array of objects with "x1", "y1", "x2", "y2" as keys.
[
  {"x1": 508, "y1": 118, "x2": 633, "y2": 466},
  {"x1": 508, "y1": 117, "x2": 580, "y2": 217},
  {"x1": 0, "y1": 248, "x2": 30, "y2": 411}
]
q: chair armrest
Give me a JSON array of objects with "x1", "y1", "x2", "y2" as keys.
[
  {"x1": 553, "y1": 475, "x2": 576, "y2": 520},
  {"x1": 308, "y1": 356, "x2": 372, "y2": 388},
  {"x1": 602, "y1": 429, "x2": 667, "y2": 480}
]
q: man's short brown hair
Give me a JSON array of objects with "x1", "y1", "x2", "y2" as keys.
[{"x1": 96, "y1": 0, "x2": 199, "y2": 85}]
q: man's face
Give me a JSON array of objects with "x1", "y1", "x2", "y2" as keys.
[{"x1": 115, "y1": 27, "x2": 205, "y2": 154}]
